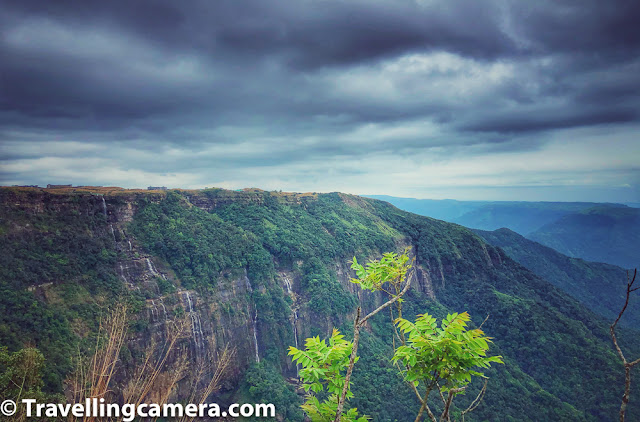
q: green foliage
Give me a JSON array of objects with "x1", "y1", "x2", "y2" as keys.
[
  {"x1": 130, "y1": 191, "x2": 275, "y2": 289},
  {"x1": 0, "y1": 347, "x2": 45, "y2": 400},
  {"x1": 214, "y1": 193, "x2": 400, "y2": 266},
  {"x1": 156, "y1": 275, "x2": 176, "y2": 295},
  {"x1": 0, "y1": 196, "x2": 125, "y2": 392},
  {"x1": 302, "y1": 258, "x2": 355, "y2": 316},
  {"x1": 0, "y1": 346, "x2": 61, "y2": 410},
  {"x1": 2, "y1": 189, "x2": 639, "y2": 420},
  {"x1": 366, "y1": 197, "x2": 640, "y2": 420},
  {"x1": 242, "y1": 361, "x2": 303, "y2": 421},
  {"x1": 289, "y1": 329, "x2": 368, "y2": 422},
  {"x1": 350, "y1": 250, "x2": 411, "y2": 293},
  {"x1": 348, "y1": 331, "x2": 417, "y2": 421},
  {"x1": 475, "y1": 227, "x2": 639, "y2": 328},
  {"x1": 393, "y1": 312, "x2": 502, "y2": 390}
]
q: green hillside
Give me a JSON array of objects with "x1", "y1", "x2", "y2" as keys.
[
  {"x1": 0, "y1": 187, "x2": 638, "y2": 421},
  {"x1": 475, "y1": 227, "x2": 640, "y2": 328}
]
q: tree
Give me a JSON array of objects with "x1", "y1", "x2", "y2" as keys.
[
  {"x1": 610, "y1": 268, "x2": 639, "y2": 422},
  {"x1": 0, "y1": 346, "x2": 57, "y2": 422},
  {"x1": 335, "y1": 250, "x2": 414, "y2": 421},
  {"x1": 288, "y1": 329, "x2": 368, "y2": 422},
  {"x1": 393, "y1": 312, "x2": 502, "y2": 422},
  {"x1": 290, "y1": 250, "x2": 501, "y2": 422},
  {"x1": 290, "y1": 250, "x2": 413, "y2": 421}
]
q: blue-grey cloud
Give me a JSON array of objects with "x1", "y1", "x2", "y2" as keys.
[{"x1": 0, "y1": 0, "x2": 639, "y2": 201}]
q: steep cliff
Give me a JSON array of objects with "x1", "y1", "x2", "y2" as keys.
[{"x1": 0, "y1": 187, "x2": 638, "y2": 421}]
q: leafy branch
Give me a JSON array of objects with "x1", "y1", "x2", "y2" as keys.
[{"x1": 393, "y1": 312, "x2": 502, "y2": 422}]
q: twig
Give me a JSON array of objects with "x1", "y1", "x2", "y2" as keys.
[
  {"x1": 461, "y1": 379, "x2": 488, "y2": 422},
  {"x1": 610, "y1": 268, "x2": 638, "y2": 422}
]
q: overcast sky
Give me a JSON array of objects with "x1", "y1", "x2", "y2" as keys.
[{"x1": 1, "y1": 0, "x2": 639, "y2": 201}]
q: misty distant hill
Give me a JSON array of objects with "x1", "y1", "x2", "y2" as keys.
[
  {"x1": 365, "y1": 195, "x2": 489, "y2": 221},
  {"x1": 452, "y1": 201, "x2": 613, "y2": 235},
  {"x1": 370, "y1": 196, "x2": 638, "y2": 267},
  {"x1": 528, "y1": 205, "x2": 640, "y2": 269},
  {"x1": 366, "y1": 195, "x2": 617, "y2": 235},
  {"x1": 475, "y1": 227, "x2": 639, "y2": 328}
]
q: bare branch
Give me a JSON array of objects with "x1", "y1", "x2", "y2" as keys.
[
  {"x1": 612, "y1": 269, "x2": 637, "y2": 332},
  {"x1": 440, "y1": 387, "x2": 466, "y2": 422},
  {"x1": 478, "y1": 314, "x2": 490, "y2": 330},
  {"x1": 461, "y1": 379, "x2": 488, "y2": 422},
  {"x1": 610, "y1": 268, "x2": 638, "y2": 422}
]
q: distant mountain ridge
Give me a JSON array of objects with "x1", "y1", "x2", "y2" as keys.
[
  {"x1": 528, "y1": 205, "x2": 640, "y2": 269},
  {"x1": 364, "y1": 195, "x2": 490, "y2": 221},
  {"x1": 368, "y1": 195, "x2": 638, "y2": 268},
  {"x1": 452, "y1": 201, "x2": 618, "y2": 235}
]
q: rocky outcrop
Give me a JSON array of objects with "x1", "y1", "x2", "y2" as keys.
[{"x1": 0, "y1": 187, "x2": 464, "y2": 402}]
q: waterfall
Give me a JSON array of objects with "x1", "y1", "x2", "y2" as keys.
[
  {"x1": 244, "y1": 272, "x2": 253, "y2": 292},
  {"x1": 293, "y1": 310, "x2": 300, "y2": 375},
  {"x1": 150, "y1": 300, "x2": 158, "y2": 321},
  {"x1": 184, "y1": 292, "x2": 205, "y2": 360},
  {"x1": 128, "y1": 240, "x2": 132, "y2": 251},
  {"x1": 252, "y1": 308, "x2": 260, "y2": 363},
  {"x1": 101, "y1": 196, "x2": 107, "y2": 217},
  {"x1": 283, "y1": 274, "x2": 299, "y2": 375},
  {"x1": 146, "y1": 258, "x2": 159, "y2": 277},
  {"x1": 118, "y1": 263, "x2": 136, "y2": 290},
  {"x1": 292, "y1": 309, "x2": 299, "y2": 349},
  {"x1": 283, "y1": 275, "x2": 292, "y2": 294},
  {"x1": 244, "y1": 270, "x2": 259, "y2": 362},
  {"x1": 159, "y1": 298, "x2": 168, "y2": 320},
  {"x1": 109, "y1": 224, "x2": 116, "y2": 243},
  {"x1": 118, "y1": 263, "x2": 127, "y2": 284},
  {"x1": 147, "y1": 258, "x2": 167, "y2": 280}
]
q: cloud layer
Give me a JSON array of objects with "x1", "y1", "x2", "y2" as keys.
[{"x1": 1, "y1": 0, "x2": 639, "y2": 201}]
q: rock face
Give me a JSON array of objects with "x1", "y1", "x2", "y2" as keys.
[
  {"x1": 107, "y1": 199, "x2": 268, "y2": 393},
  {"x1": 0, "y1": 188, "x2": 267, "y2": 396},
  {"x1": 0, "y1": 187, "x2": 443, "y2": 400},
  {"x1": 3, "y1": 187, "x2": 634, "y2": 421}
]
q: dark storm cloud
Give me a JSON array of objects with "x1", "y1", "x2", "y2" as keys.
[
  {"x1": 0, "y1": 0, "x2": 639, "y2": 200},
  {"x1": 2, "y1": 0, "x2": 639, "y2": 129},
  {"x1": 508, "y1": 1, "x2": 640, "y2": 56},
  {"x1": 462, "y1": 106, "x2": 638, "y2": 133},
  {"x1": 2, "y1": 0, "x2": 517, "y2": 63}
]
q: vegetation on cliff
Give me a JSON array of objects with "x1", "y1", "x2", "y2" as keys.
[
  {"x1": 0, "y1": 187, "x2": 638, "y2": 421},
  {"x1": 475, "y1": 227, "x2": 640, "y2": 328}
]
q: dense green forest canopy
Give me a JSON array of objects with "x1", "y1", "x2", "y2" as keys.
[
  {"x1": 475, "y1": 227, "x2": 640, "y2": 328},
  {"x1": 0, "y1": 187, "x2": 638, "y2": 421}
]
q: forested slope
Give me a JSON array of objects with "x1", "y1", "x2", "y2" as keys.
[
  {"x1": 0, "y1": 187, "x2": 637, "y2": 421},
  {"x1": 475, "y1": 227, "x2": 639, "y2": 328}
]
